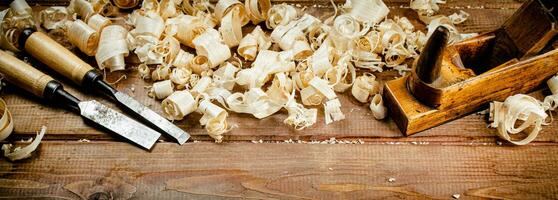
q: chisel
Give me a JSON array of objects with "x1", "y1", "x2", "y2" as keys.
[
  {"x1": 0, "y1": 50, "x2": 160, "y2": 149},
  {"x1": 16, "y1": 28, "x2": 190, "y2": 145}
]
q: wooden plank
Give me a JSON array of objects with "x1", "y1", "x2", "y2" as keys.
[
  {"x1": 1, "y1": 5, "x2": 531, "y2": 143},
  {"x1": 0, "y1": 142, "x2": 557, "y2": 199}
]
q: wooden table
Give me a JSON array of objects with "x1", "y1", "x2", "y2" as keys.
[{"x1": 2, "y1": 0, "x2": 558, "y2": 199}]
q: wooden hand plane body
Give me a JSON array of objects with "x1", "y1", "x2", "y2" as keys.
[{"x1": 384, "y1": 0, "x2": 558, "y2": 135}]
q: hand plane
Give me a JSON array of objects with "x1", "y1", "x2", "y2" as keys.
[{"x1": 384, "y1": 0, "x2": 558, "y2": 135}]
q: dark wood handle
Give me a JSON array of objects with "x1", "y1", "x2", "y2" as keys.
[
  {"x1": 24, "y1": 31, "x2": 94, "y2": 85},
  {"x1": 0, "y1": 50, "x2": 54, "y2": 97}
]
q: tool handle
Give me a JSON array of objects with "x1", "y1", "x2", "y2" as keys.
[
  {"x1": 21, "y1": 29, "x2": 95, "y2": 85},
  {"x1": 0, "y1": 50, "x2": 54, "y2": 97}
]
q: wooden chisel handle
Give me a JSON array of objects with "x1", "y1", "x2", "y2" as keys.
[
  {"x1": 0, "y1": 50, "x2": 81, "y2": 112},
  {"x1": 0, "y1": 50, "x2": 54, "y2": 97},
  {"x1": 20, "y1": 29, "x2": 96, "y2": 85}
]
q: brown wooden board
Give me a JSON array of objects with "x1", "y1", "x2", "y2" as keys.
[
  {"x1": 2, "y1": 0, "x2": 558, "y2": 198},
  {"x1": 1, "y1": 142, "x2": 558, "y2": 199}
]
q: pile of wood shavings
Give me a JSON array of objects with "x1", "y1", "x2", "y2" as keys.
[{"x1": 2, "y1": 0, "x2": 473, "y2": 142}]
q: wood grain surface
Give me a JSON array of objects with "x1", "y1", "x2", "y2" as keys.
[
  {"x1": 1, "y1": 142, "x2": 557, "y2": 199},
  {"x1": 2, "y1": 0, "x2": 558, "y2": 199}
]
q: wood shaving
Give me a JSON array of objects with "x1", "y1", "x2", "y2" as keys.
[
  {"x1": 162, "y1": 90, "x2": 197, "y2": 120},
  {"x1": 170, "y1": 67, "x2": 192, "y2": 89},
  {"x1": 343, "y1": 0, "x2": 389, "y2": 24},
  {"x1": 2, "y1": 126, "x2": 46, "y2": 161},
  {"x1": 369, "y1": 94, "x2": 387, "y2": 120},
  {"x1": 410, "y1": 0, "x2": 445, "y2": 17},
  {"x1": 0, "y1": 98, "x2": 14, "y2": 141},
  {"x1": 192, "y1": 28, "x2": 231, "y2": 68},
  {"x1": 197, "y1": 99, "x2": 231, "y2": 142},
  {"x1": 266, "y1": 3, "x2": 298, "y2": 29},
  {"x1": 218, "y1": 8, "x2": 243, "y2": 48},
  {"x1": 214, "y1": 0, "x2": 248, "y2": 25},
  {"x1": 67, "y1": 19, "x2": 99, "y2": 56},
  {"x1": 96, "y1": 25, "x2": 130, "y2": 71},
  {"x1": 68, "y1": 0, "x2": 96, "y2": 21},
  {"x1": 1, "y1": 0, "x2": 35, "y2": 52},
  {"x1": 351, "y1": 73, "x2": 380, "y2": 103},
  {"x1": 489, "y1": 94, "x2": 547, "y2": 145},
  {"x1": 151, "y1": 79, "x2": 174, "y2": 99},
  {"x1": 245, "y1": 0, "x2": 271, "y2": 24},
  {"x1": 113, "y1": 0, "x2": 140, "y2": 9},
  {"x1": 38, "y1": 7, "x2": 69, "y2": 30}
]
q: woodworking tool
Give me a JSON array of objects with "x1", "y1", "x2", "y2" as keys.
[
  {"x1": 14, "y1": 28, "x2": 190, "y2": 145},
  {"x1": 384, "y1": 0, "x2": 558, "y2": 135},
  {"x1": 0, "y1": 50, "x2": 160, "y2": 149}
]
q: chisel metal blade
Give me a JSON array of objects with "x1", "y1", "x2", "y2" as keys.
[
  {"x1": 79, "y1": 100, "x2": 161, "y2": 149},
  {"x1": 114, "y1": 92, "x2": 190, "y2": 145}
]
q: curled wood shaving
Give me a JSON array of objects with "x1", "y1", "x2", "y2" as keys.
[
  {"x1": 192, "y1": 28, "x2": 231, "y2": 68},
  {"x1": 300, "y1": 86, "x2": 324, "y2": 106},
  {"x1": 343, "y1": 0, "x2": 389, "y2": 24},
  {"x1": 225, "y1": 88, "x2": 283, "y2": 119},
  {"x1": 245, "y1": 0, "x2": 271, "y2": 24},
  {"x1": 215, "y1": 0, "x2": 248, "y2": 25},
  {"x1": 237, "y1": 26, "x2": 271, "y2": 61},
  {"x1": 351, "y1": 73, "x2": 380, "y2": 103},
  {"x1": 170, "y1": 67, "x2": 192, "y2": 89},
  {"x1": 548, "y1": 75, "x2": 558, "y2": 95},
  {"x1": 151, "y1": 64, "x2": 171, "y2": 80},
  {"x1": 67, "y1": 19, "x2": 99, "y2": 56},
  {"x1": 410, "y1": 0, "x2": 445, "y2": 17},
  {"x1": 188, "y1": 55, "x2": 211, "y2": 74},
  {"x1": 213, "y1": 62, "x2": 239, "y2": 91},
  {"x1": 284, "y1": 91, "x2": 317, "y2": 130},
  {"x1": 172, "y1": 49, "x2": 195, "y2": 68},
  {"x1": 218, "y1": 8, "x2": 243, "y2": 48},
  {"x1": 173, "y1": 14, "x2": 208, "y2": 48},
  {"x1": 191, "y1": 76, "x2": 213, "y2": 96},
  {"x1": 329, "y1": 14, "x2": 369, "y2": 51},
  {"x1": 0, "y1": 98, "x2": 14, "y2": 141},
  {"x1": 369, "y1": 94, "x2": 386, "y2": 119},
  {"x1": 68, "y1": 0, "x2": 95, "y2": 21},
  {"x1": 307, "y1": 23, "x2": 329, "y2": 51},
  {"x1": 238, "y1": 33, "x2": 258, "y2": 61},
  {"x1": 266, "y1": 3, "x2": 298, "y2": 29},
  {"x1": 543, "y1": 75, "x2": 558, "y2": 112},
  {"x1": 197, "y1": 99, "x2": 231, "y2": 142},
  {"x1": 87, "y1": 14, "x2": 111, "y2": 32},
  {"x1": 1, "y1": 1, "x2": 35, "y2": 52},
  {"x1": 236, "y1": 50, "x2": 295, "y2": 88},
  {"x1": 489, "y1": 94, "x2": 547, "y2": 145},
  {"x1": 181, "y1": 0, "x2": 212, "y2": 15},
  {"x1": 160, "y1": 0, "x2": 181, "y2": 19},
  {"x1": 9, "y1": 0, "x2": 32, "y2": 17},
  {"x1": 137, "y1": 63, "x2": 151, "y2": 79},
  {"x1": 96, "y1": 25, "x2": 130, "y2": 72},
  {"x1": 150, "y1": 79, "x2": 174, "y2": 99},
  {"x1": 162, "y1": 90, "x2": 197, "y2": 120},
  {"x1": 113, "y1": 0, "x2": 141, "y2": 9},
  {"x1": 2, "y1": 126, "x2": 46, "y2": 161},
  {"x1": 324, "y1": 98, "x2": 345, "y2": 124},
  {"x1": 309, "y1": 77, "x2": 337, "y2": 100},
  {"x1": 38, "y1": 7, "x2": 69, "y2": 30},
  {"x1": 327, "y1": 53, "x2": 356, "y2": 92}
]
